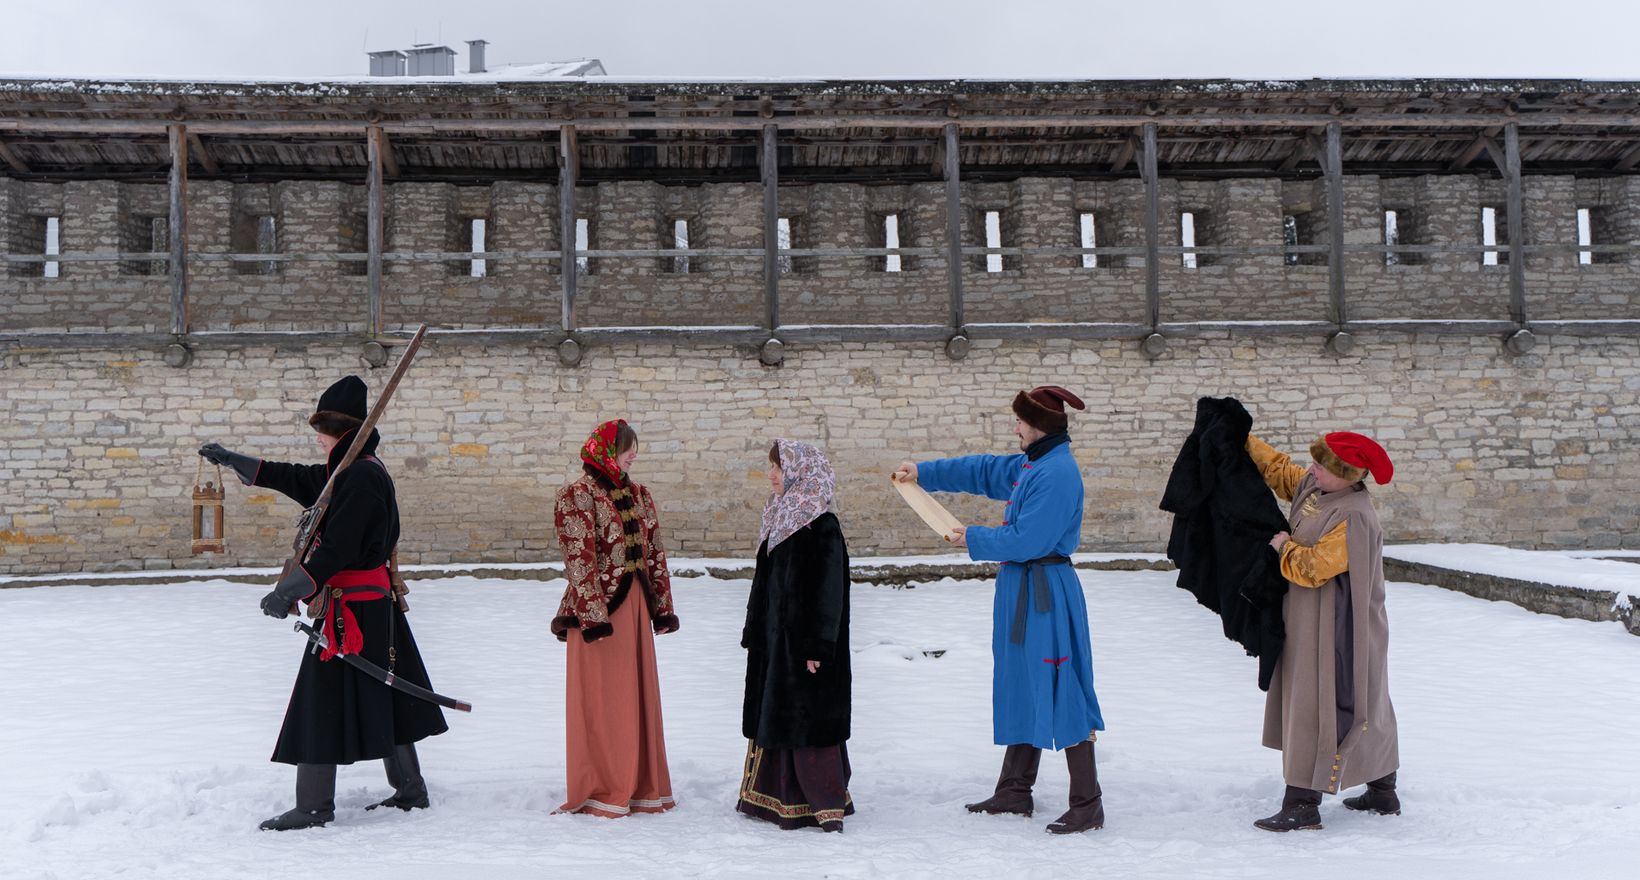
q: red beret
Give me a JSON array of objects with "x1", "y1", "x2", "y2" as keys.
[{"x1": 1316, "y1": 431, "x2": 1393, "y2": 485}]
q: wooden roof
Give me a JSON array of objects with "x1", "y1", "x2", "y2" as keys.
[{"x1": 2, "y1": 78, "x2": 1638, "y2": 183}]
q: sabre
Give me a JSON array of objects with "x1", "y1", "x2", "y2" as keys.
[{"x1": 294, "y1": 620, "x2": 473, "y2": 713}]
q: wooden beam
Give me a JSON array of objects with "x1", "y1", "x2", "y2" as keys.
[
  {"x1": 761, "y1": 123, "x2": 780, "y2": 333},
  {"x1": 1613, "y1": 142, "x2": 1640, "y2": 172},
  {"x1": 1325, "y1": 122, "x2": 1346, "y2": 326},
  {"x1": 186, "y1": 131, "x2": 219, "y2": 174},
  {"x1": 1141, "y1": 122, "x2": 1160, "y2": 331},
  {"x1": 366, "y1": 125, "x2": 384, "y2": 336},
  {"x1": 0, "y1": 140, "x2": 29, "y2": 174},
  {"x1": 167, "y1": 124, "x2": 189, "y2": 336},
  {"x1": 4, "y1": 111, "x2": 1640, "y2": 137},
  {"x1": 942, "y1": 123, "x2": 965, "y2": 332},
  {"x1": 559, "y1": 125, "x2": 579, "y2": 332},
  {"x1": 1277, "y1": 134, "x2": 1316, "y2": 173},
  {"x1": 1505, "y1": 123, "x2": 1527, "y2": 326},
  {"x1": 1480, "y1": 136, "x2": 1507, "y2": 173},
  {"x1": 1109, "y1": 134, "x2": 1140, "y2": 173},
  {"x1": 1449, "y1": 127, "x2": 1503, "y2": 171},
  {"x1": 372, "y1": 127, "x2": 401, "y2": 178}
]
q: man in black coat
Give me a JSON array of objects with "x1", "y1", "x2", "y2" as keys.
[{"x1": 200, "y1": 375, "x2": 448, "y2": 831}]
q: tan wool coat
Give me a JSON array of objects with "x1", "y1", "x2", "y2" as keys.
[{"x1": 1250, "y1": 438, "x2": 1400, "y2": 794}]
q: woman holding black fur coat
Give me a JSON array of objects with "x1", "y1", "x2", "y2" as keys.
[{"x1": 737, "y1": 439, "x2": 854, "y2": 832}]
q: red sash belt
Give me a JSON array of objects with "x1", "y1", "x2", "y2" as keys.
[{"x1": 319, "y1": 566, "x2": 390, "y2": 661}]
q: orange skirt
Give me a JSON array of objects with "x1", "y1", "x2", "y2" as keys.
[{"x1": 559, "y1": 594, "x2": 675, "y2": 817}]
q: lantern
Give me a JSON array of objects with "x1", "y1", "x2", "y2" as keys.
[{"x1": 192, "y1": 461, "x2": 226, "y2": 555}]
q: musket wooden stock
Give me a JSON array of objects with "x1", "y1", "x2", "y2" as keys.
[{"x1": 283, "y1": 325, "x2": 430, "y2": 619}]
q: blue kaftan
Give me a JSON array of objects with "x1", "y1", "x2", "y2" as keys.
[{"x1": 919, "y1": 443, "x2": 1104, "y2": 750}]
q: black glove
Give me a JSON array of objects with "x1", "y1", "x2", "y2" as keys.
[
  {"x1": 198, "y1": 443, "x2": 261, "y2": 487},
  {"x1": 260, "y1": 567, "x2": 317, "y2": 619}
]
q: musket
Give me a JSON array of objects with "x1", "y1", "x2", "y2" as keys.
[{"x1": 281, "y1": 324, "x2": 430, "y2": 621}]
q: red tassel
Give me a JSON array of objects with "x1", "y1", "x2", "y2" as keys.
[{"x1": 319, "y1": 603, "x2": 364, "y2": 662}]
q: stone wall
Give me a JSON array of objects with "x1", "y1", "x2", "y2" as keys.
[
  {"x1": 4, "y1": 175, "x2": 1637, "y2": 332},
  {"x1": 1, "y1": 332, "x2": 1636, "y2": 575}
]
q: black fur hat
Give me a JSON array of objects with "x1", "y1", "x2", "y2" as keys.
[{"x1": 309, "y1": 375, "x2": 367, "y2": 436}]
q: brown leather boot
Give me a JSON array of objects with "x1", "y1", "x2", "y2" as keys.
[
  {"x1": 1253, "y1": 785, "x2": 1323, "y2": 832},
  {"x1": 1342, "y1": 772, "x2": 1400, "y2": 816},
  {"x1": 1046, "y1": 740, "x2": 1104, "y2": 834},
  {"x1": 965, "y1": 744, "x2": 1041, "y2": 817}
]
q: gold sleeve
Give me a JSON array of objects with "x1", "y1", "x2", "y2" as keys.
[
  {"x1": 1246, "y1": 434, "x2": 1307, "y2": 503},
  {"x1": 1279, "y1": 520, "x2": 1350, "y2": 588}
]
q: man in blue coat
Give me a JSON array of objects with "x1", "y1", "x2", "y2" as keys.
[{"x1": 894, "y1": 385, "x2": 1106, "y2": 834}]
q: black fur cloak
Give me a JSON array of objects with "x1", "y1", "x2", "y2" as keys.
[{"x1": 1160, "y1": 397, "x2": 1290, "y2": 691}]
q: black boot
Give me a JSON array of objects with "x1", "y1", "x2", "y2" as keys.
[
  {"x1": 367, "y1": 744, "x2": 430, "y2": 811},
  {"x1": 965, "y1": 744, "x2": 1042, "y2": 817},
  {"x1": 1253, "y1": 785, "x2": 1323, "y2": 832},
  {"x1": 1342, "y1": 772, "x2": 1400, "y2": 816},
  {"x1": 1046, "y1": 741, "x2": 1104, "y2": 834},
  {"x1": 260, "y1": 764, "x2": 337, "y2": 831}
]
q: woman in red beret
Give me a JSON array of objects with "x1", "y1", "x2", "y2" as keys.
[{"x1": 1245, "y1": 431, "x2": 1401, "y2": 832}]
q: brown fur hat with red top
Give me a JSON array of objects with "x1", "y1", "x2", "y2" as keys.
[
  {"x1": 1309, "y1": 431, "x2": 1394, "y2": 485},
  {"x1": 1011, "y1": 385, "x2": 1087, "y2": 433}
]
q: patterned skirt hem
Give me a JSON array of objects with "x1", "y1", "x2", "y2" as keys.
[{"x1": 555, "y1": 795, "x2": 676, "y2": 818}]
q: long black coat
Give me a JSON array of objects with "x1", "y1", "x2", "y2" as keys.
[
  {"x1": 1160, "y1": 397, "x2": 1290, "y2": 691},
  {"x1": 255, "y1": 430, "x2": 448, "y2": 765},
  {"x1": 741, "y1": 513, "x2": 851, "y2": 750}
]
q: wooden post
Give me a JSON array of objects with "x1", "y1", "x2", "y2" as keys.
[
  {"x1": 1141, "y1": 122, "x2": 1160, "y2": 331},
  {"x1": 1325, "y1": 122, "x2": 1346, "y2": 326},
  {"x1": 942, "y1": 123, "x2": 965, "y2": 332},
  {"x1": 167, "y1": 124, "x2": 189, "y2": 336},
  {"x1": 366, "y1": 126, "x2": 385, "y2": 336},
  {"x1": 559, "y1": 125, "x2": 579, "y2": 332},
  {"x1": 761, "y1": 123, "x2": 780, "y2": 333},
  {"x1": 1505, "y1": 123, "x2": 1527, "y2": 326}
]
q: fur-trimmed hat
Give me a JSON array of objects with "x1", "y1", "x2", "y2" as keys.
[
  {"x1": 1011, "y1": 386, "x2": 1086, "y2": 434},
  {"x1": 1309, "y1": 431, "x2": 1393, "y2": 485},
  {"x1": 309, "y1": 375, "x2": 367, "y2": 437}
]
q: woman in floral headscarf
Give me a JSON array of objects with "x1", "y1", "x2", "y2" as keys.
[
  {"x1": 552, "y1": 419, "x2": 680, "y2": 818},
  {"x1": 737, "y1": 440, "x2": 853, "y2": 832}
]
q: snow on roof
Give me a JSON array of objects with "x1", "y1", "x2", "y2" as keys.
[{"x1": 2, "y1": 74, "x2": 1638, "y2": 100}]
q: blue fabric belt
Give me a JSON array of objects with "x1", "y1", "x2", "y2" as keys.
[{"x1": 1010, "y1": 554, "x2": 1072, "y2": 644}]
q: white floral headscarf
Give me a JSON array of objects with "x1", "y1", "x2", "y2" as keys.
[{"x1": 758, "y1": 439, "x2": 837, "y2": 552}]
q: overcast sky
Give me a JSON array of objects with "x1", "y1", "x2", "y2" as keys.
[{"x1": 4, "y1": 0, "x2": 1637, "y2": 81}]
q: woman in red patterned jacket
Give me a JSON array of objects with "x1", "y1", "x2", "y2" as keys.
[{"x1": 551, "y1": 419, "x2": 680, "y2": 817}]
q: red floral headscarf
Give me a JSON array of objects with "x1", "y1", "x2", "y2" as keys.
[{"x1": 581, "y1": 419, "x2": 629, "y2": 485}]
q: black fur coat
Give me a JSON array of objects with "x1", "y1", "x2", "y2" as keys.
[
  {"x1": 741, "y1": 512, "x2": 851, "y2": 749},
  {"x1": 1160, "y1": 397, "x2": 1290, "y2": 691}
]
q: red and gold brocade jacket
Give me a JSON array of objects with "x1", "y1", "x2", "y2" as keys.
[{"x1": 551, "y1": 473, "x2": 678, "y2": 642}]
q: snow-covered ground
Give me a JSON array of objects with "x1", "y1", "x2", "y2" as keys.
[
  {"x1": 2, "y1": 568, "x2": 1637, "y2": 880},
  {"x1": 1386, "y1": 543, "x2": 1640, "y2": 596}
]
